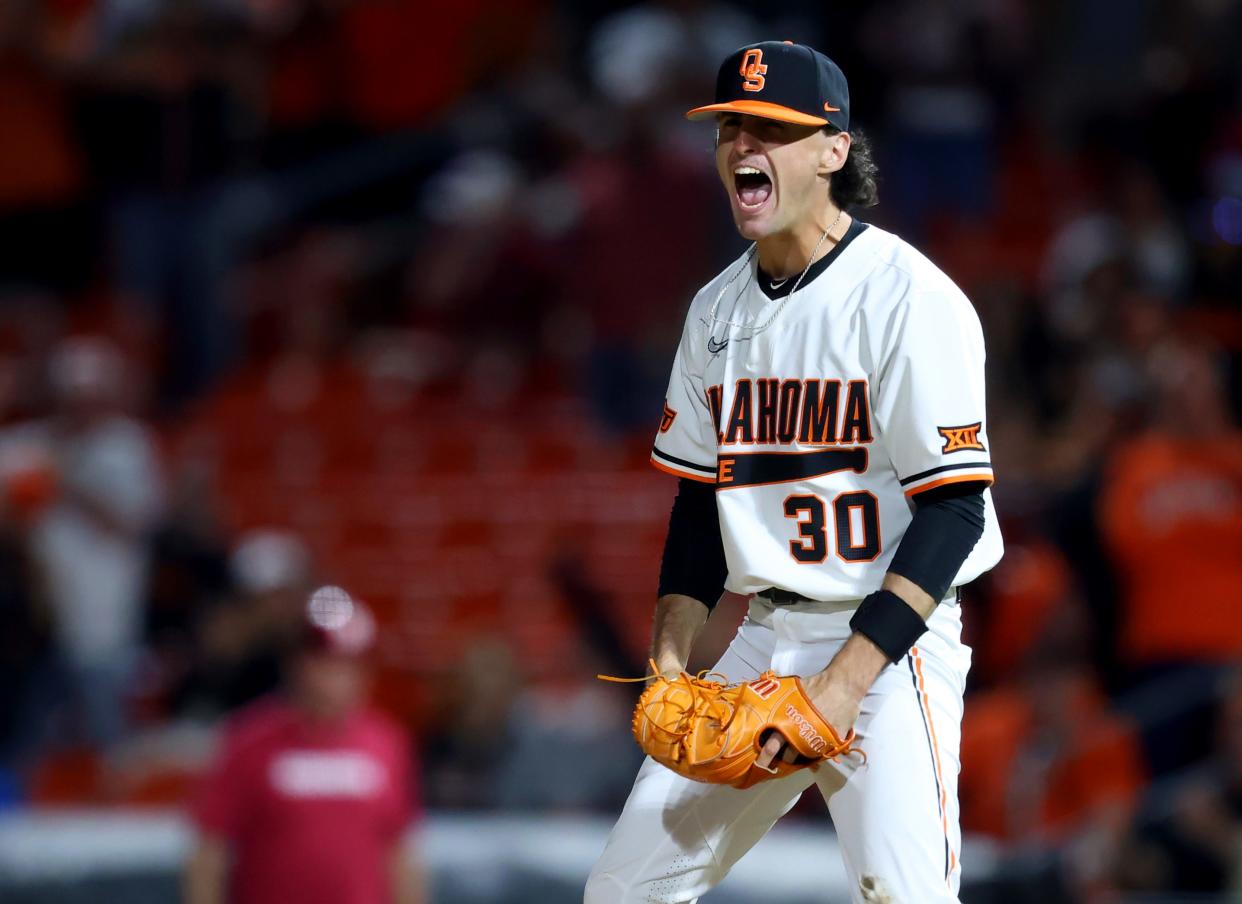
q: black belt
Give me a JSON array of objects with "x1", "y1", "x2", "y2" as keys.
[
  {"x1": 756, "y1": 587, "x2": 816, "y2": 606},
  {"x1": 758, "y1": 587, "x2": 964, "y2": 606}
]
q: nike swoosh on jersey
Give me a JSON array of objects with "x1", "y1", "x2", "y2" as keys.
[
  {"x1": 707, "y1": 336, "x2": 729, "y2": 355},
  {"x1": 716, "y1": 447, "x2": 868, "y2": 489}
]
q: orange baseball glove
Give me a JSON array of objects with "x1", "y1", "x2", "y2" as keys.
[{"x1": 612, "y1": 663, "x2": 856, "y2": 789}]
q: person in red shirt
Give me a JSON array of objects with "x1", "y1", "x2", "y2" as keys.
[{"x1": 184, "y1": 586, "x2": 424, "y2": 904}]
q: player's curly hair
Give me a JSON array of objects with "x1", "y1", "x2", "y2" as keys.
[{"x1": 825, "y1": 127, "x2": 879, "y2": 210}]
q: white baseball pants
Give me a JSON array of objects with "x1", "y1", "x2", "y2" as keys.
[{"x1": 585, "y1": 596, "x2": 970, "y2": 904}]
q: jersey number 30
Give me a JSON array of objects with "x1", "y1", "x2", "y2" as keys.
[{"x1": 783, "y1": 493, "x2": 880, "y2": 563}]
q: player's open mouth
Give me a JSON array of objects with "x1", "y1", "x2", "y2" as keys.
[{"x1": 734, "y1": 166, "x2": 772, "y2": 210}]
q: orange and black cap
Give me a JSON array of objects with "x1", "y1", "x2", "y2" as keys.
[{"x1": 686, "y1": 41, "x2": 849, "y2": 131}]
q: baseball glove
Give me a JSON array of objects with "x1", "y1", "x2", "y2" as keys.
[{"x1": 606, "y1": 662, "x2": 856, "y2": 789}]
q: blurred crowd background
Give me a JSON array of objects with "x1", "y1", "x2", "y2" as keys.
[{"x1": 0, "y1": 0, "x2": 1240, "y2": 901}]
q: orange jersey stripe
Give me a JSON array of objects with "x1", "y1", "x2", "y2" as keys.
[
  {"x1": 904, "y1": 472, "x2": 994, "y2": 498},
  {"x1": 649, "y1": 457, "x2": 717, "y2": 484}
]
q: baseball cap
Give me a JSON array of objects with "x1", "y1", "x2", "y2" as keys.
[
  {"x1": 301, "y1": 585, "x2": 376, "y2": 657},
  {"x1": 686, "y1": 41, "x2": 850, "y2": 131},
  {"x1": 231, "y1": 529, "x2": 310, "y2": 595}
]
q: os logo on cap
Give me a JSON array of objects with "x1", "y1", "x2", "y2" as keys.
[{"x1": 739, "y1": 49, "x2": 767, "y2": 92}]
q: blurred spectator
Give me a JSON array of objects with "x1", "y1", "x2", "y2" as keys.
[
  {"x1": 558, "y1": 119, "x2": 717, "y2": 430},
  {"x1": 173, "y1": 528, "x2": 311, "y2": 719},
  {"x1": 964, "y1": 535, "x2": 1069, "y2": 688},
  {"x1": 422, "y1": 638, "x2": 520, "y2": 810},
  {"x1": 1117, "y1": 671, "x2": 1242, "y2": 897},
  {"x1": 1041, "y1": 166, "x2": 1190, "y2": 355},
  {"x1": 0, "y1": 0, "x2": 90, "y2": 290},
  {"x1": 548, "y1": 546, "x2": 644, "y2": 679},
  {"x1": 961, "y1": 604, "x2": 1146, "y2": 848},
  {"x1": 422, "y1": 634, "x2": 642, "y2": 813},
  {"x1": 1099, "y1": 339, "x2": 1242, "y2": 668},
  {"x1": 488, "y1": 549, "x2": 649, "y2": 809},
  {"x1": 13, "y1": 338, "x2": 162, "y2": 757},
  {"x1": 81, "y1": 0, "x2": 259, "y2": 405},
  {"x1": 1097, "y1": 339, "x2": 1242, "y2": 775},
  {"x1": 961, "y1": 600, "x2": 1147, "y2": 903},
  {"x1": 143, "y1": 457, "x2": 233, "y2": 706},
  {"x1": 587, "y1": 0, "x2": 755, "y2": 115},
  {"x1": 494, "y1": 676, "x2": 643, "y2": 811},
  {"x1": 0, "y1": 485, "x2": 51, "y2": 769},
  {"x1": 409, "y1": 149, "x2": 561, "y2": 399},
  {"x1": 185, "y1": 586, "x2": 424, "y2": 904}
]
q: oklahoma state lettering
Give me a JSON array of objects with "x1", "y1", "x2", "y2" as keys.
[{"x1": 706, "y1": 378, "x2": 873, "y2": 447}]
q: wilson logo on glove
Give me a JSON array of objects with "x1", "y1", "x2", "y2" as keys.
[
  {"x1": 749, "y1": 677, "x2": 780, "y2": 699},
  {"x1": 784, "y1": 704, "x2": 829, "y2": 753}
]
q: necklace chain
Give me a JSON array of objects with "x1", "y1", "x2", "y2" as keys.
[{"x1": 705, "y1": 210, "x2": 843, "y2": 335}]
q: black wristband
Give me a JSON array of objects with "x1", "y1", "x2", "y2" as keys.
[{"x1": 849, "y1": 590, "x2": 928, "y2": 664}]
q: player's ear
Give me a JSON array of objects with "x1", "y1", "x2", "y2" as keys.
[{"x1": 817, "y1": 130, "x2": 851, "y2": 178}]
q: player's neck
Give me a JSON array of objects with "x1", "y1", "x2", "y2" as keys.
[{"x1": 755, "y1": 207, "x2": 851, "y2": 280}]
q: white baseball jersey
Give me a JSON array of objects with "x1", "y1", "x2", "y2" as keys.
[{"x1": 651, "y1": 219, "x2": 1003, "y2": 602}]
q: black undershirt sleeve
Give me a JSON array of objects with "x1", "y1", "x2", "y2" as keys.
[
  {"x1": 657, "y1": 478, "x2": 727, "y2": 610},
  {"x1": 887, "y1": 482, "x2": 987, "y2": 603}
]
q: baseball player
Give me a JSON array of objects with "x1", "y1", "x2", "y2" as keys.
[{"x1": 585, "y1": 41, "x2": 1003, "y2": 903}]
